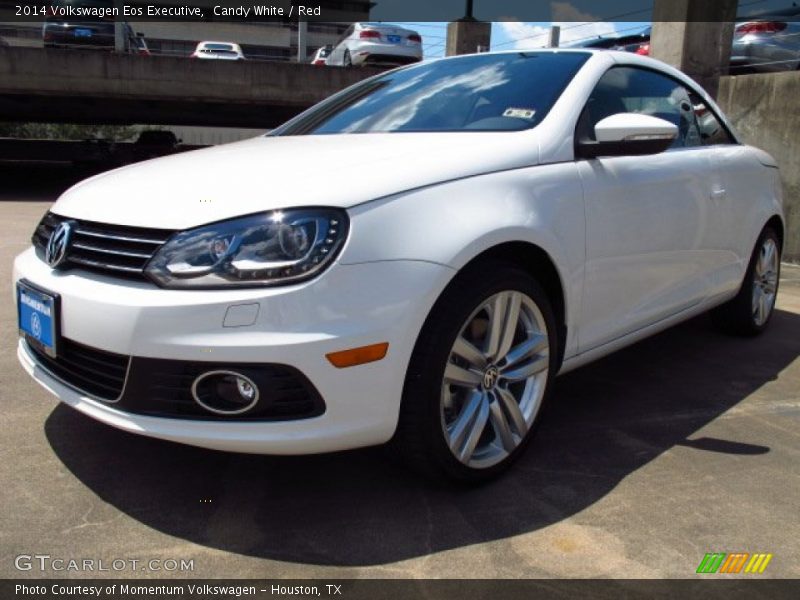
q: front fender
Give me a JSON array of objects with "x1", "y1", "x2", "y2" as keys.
[{"x1": 340, "y1": 162, "x2": 586, "y2": 357}]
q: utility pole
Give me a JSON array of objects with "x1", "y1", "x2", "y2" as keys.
[
  {"x1": 113, "y1": 0, "x2": 125, "y2": 52},
  {"x1": 297, "y1": 20, "x2": 308, "y2": 63},
  {"x1": 548, "y1": 25, "x2": 560, "y2": 48}
]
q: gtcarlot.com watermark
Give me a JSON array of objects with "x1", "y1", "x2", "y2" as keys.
[{"x1": 15, "y1": 554, "x2": 194, "y2": 573}]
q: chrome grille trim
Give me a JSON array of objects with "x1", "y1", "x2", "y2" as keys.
[
  {"x1": 68, "y1": 256, "x2": 146, "y2": 274},
  {"x1": 70, "y1": 242, "x2": 153, "y2": 259},
  {"x1": 74, "y1": 228, "x2": 171, "y2": 245},
  {"x1": 32, "y1": 212, "x2": 175, "y2": 281}
]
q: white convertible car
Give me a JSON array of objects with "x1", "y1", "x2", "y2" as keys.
[{"x1": 14, "y1": 50, "x2": 783, "y2": 481}]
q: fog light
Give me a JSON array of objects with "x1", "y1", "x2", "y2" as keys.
[{"x1": 191, "y1": 370, "x2": 260, "y2": 415}]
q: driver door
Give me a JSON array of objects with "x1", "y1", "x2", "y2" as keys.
[{"x1": 576, "y1": 66, "x2": 718, "y2": 352}]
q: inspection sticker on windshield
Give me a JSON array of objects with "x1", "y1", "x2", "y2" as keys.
[{"x1": 503, "y1": 108, "x2": 536, "y2": 120}]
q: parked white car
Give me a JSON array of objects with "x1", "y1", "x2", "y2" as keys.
[
  {"x1": 14, "y1": 50, "x2": 783, "y2": 482},
  {"x1": 327, "y1": 22, "x2": 422, "y2": 67},
  {"x1": 190, "y1": 41, "x2": 245, "y2": 61}
]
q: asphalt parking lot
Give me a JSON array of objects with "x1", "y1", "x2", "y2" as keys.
[{"x1": 1, "y1": 166, "x2": 798, "y2": 579}]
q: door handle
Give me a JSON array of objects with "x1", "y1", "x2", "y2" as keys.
[{"x1": 711, "y1": 188, "x2": 727, "y2": 200}]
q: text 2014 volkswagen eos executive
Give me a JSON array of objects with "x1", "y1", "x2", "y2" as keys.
[{"x1": 14, "y1": 50, "x2": 784, "y2": 481}]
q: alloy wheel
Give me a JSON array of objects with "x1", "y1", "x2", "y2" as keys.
[
  {"x1": 440, "y1": 290, "x2": 549, "y2": 469},
  {"x1": 752, "y1": 237, "x2": 779, "y2": 326}
]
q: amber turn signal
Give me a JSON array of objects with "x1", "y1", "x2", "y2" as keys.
[{"x1": 326, "y1": 342, "x2": 389, "y2": 368}]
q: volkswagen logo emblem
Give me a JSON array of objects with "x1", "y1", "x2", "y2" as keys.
[
  {"x1": 30, "y1": 313, "x2": 42, "y2": 339},
  {"x1": 482, "y1": 365, "x2": 499, "y2": 390},
  {"x1": 45, "y1": 220, "x2": 75, "y2": 268}
]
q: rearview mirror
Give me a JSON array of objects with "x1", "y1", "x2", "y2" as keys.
[{"x1": 577, "y1": 113, "x2": 678, "y2": 159}]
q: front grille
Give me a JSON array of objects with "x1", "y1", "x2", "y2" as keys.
[
  {"x1": 32, "y1": 212, "x2": 174, "y2": 280},
  {"x1": 26, "y1": 337, "x2": 129, "y2": 401}
]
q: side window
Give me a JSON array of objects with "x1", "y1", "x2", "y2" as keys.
[
  {"x1": 688, "y1": 92, "x2": 736, "y2": 146},
  {"x1": 576, "y1": 66, "x2": 703, "y2": 150}
]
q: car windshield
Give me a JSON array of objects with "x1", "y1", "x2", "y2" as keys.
[{"x1": 272, "y1": 52, "x2": 591, "y2": 136}]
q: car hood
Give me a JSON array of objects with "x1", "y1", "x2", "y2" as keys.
[{"x1": 52, "y1": 133, "x2": 540, "y2": 230}]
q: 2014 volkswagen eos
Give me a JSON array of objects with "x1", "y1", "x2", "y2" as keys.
[{"x1": 14, "y1": 50, "x2": 784, "y2": 481}]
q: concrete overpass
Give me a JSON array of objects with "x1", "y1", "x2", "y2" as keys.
[{"x1": 0, "y1": 47, "x2": 381, "y2": 128}]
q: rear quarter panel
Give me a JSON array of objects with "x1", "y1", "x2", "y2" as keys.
[{"x1": 713, "y1": 145, "x2": 784, "y2": 293}]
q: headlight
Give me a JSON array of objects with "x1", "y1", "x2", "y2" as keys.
[{"x1": 145, "y1": 208, "x2": 349, "y2": 289}]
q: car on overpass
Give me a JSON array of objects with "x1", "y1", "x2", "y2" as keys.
[
  {"x1": 42, "y1": 0, "x2": 147, "y2": 55},
  {"x1": 577, "y1": 28, "x2": 651, "y2": 51},
  {"x1": 730, "y1": 21, "x2": 800, "y2": 72},
  {"x1": 129, "y1": 32, "x2": 151, "y2": 57},
  {"x1": 326, "y1": 22, "x2": 422, "y2": 67},
  {"x1": 42, "y1": 0, "x2": 115, "y2": 50},
  {"x1": 14, "y1": 49, "x2": 784, "y2": 482},
  {"x1": 584, "y1": 22, "x2": 800, "y2": 72},
  {"x1": 191, "y1": 41, "x2": 246, "y2": 61},
  {"x1": 310, "y1": 45, "x2": 333, "y2": 66}
]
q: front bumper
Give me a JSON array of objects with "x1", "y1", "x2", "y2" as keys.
[{"x1": 14, "y1": 248, "x2": 453, "y2": 453}]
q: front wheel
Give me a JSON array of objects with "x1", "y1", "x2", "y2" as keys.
[
  {"x1": 393, "y1": 264, "x2": 558, "y2": 483},
  {"x1": 712, "y1": 226, "x2": 781, "y2": 335}
]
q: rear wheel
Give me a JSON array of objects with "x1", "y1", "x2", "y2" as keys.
[
  {"x1": 393, "y1": 263, "x2": 558, "y2": 483},
  {"x1": 343, "y1": 49, "x2": 352, "y2": 67},
  {"x1": 712, "y1": 226, "x2": 781, "y2": 335}
]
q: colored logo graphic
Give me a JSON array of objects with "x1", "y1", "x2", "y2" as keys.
[
  {"x1": 696, "y1": 552, "x2": 773, "y2": 574},
  {"x1": 30, "y1": 313, "x2": 41, "y2": 339}
]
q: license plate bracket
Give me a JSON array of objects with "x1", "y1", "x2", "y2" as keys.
[{"x1": 17, "y1": 280, "x2": 61, "y2": 358}]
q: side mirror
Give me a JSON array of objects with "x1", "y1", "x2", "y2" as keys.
[{"x1": 577, "y1": 113, "x2": 678, "y2": 159}]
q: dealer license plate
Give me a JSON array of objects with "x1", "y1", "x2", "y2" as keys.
[{"x1": 17, "y1": 281, "x2": 59, "y2": 357}]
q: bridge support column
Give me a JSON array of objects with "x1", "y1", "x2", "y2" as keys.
[
  {"x1": 649, "y1": 0, "x2": 737, "y2": 98},
  {"x1": 446, "y1": 20, "x2": 491, "y2": 56}
]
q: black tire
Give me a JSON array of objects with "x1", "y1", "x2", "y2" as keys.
[
  {"x1": 392, "y1": 261, "x2": 559, "y2": 483},
  {"x1": 343, "y1": 49, "x2": 352, "y2": 67},
  {"x1": 711, "y1": 226, "x2": 781, "y2": 336}
]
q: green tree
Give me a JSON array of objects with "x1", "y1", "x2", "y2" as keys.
[{"x1": 0, "y1": 122, "x2": 139, "y2": 141}]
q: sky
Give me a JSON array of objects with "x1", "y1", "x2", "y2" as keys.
[{"x1": 396, "y1": 21, "x2": 652, "y2": 60}]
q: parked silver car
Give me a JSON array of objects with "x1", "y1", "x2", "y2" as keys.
[
  {"x1": 731, "y1": 21, "x2": 800, "y2": 72},
  {"x1": 326, "y1": 22, "x2": 422, "y2": 67},
  {"x1": 587, "y1": 22, "x2": 800, "y2": 73}
]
